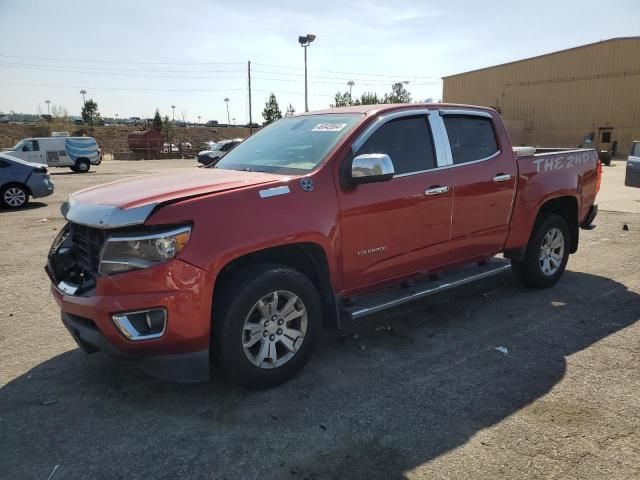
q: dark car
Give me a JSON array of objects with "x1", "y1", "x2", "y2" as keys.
[{"x1": 0, "y1": 153, "x2": 54, "y2": 209}]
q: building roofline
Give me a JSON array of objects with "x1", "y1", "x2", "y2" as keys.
[{"x1": 442, "y1": 36, "x2": 640, "y2": 79}]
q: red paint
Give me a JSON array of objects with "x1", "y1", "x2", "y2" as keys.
[{"x1": 51, "y1": 104, "x2": 600, "y2": 366}]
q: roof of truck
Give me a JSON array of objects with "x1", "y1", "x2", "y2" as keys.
[{"x1": 303, "y1": 103, "x2": 496, "y2": 117}]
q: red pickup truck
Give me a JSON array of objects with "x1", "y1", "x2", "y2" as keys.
[{"x1": 47, "y1": 104, "x2": 601, "y2": 387}]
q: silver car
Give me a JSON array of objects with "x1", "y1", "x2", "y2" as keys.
[{"x1": 0, "y1": 153, "x2": 54, "y2": 209}]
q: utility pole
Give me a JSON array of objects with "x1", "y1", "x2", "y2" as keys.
[
  {"x1": 247, "y1": 61, "x2": 252, "y2": 127},
  {"x1": 347, "y1": 80, "x2": 354, "y2": 105},
  {"x1": 171, "y1": 105, "x2": 176, "y2": 122},
  {"x1": 224, "y1": 98, "x2": 230, "y2": 125}
]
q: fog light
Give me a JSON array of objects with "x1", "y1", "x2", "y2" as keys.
[{"x1": 112, "y1": 308, "x2": 166, "y2": 340}]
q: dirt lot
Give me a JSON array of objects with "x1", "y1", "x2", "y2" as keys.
[{"x1": 1, "y1": 159, "x2": 639, "y2": 479}]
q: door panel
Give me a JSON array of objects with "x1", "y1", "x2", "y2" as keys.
[
  {"x1": 340, "y1": 169, "x2": 453, "y2": 290},
  {"x1": 442, "y1": 114, "x2": 516, "y2": 258},
  {"x1": 337, "y1": 113, "x2": 453, "y2": 292}
]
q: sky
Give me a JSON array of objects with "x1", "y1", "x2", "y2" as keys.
[{"x1": 0, "y1": 0, "x2": 639, "y2": 124}]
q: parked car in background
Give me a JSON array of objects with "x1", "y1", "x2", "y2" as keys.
[
  {"x1": 3, "y1": 136, "x2": 100, "y2": 172},
  {"x1": 206, "y1": 120, "x2": 219, "y2": 127},
  {"x1": 47, "y1": 104, "x2": 601, "y2": 387},
  {"x1": 196, "y1": 138, "x2": 243, "y2": 166},
  {"x1": 625, "y1": 140, "x2": 640, "y2": 188},
  {"x1": 73, "y1": 119, "x2": 84, "y2": 125},
  {"x1": 0, "y1": 115, "x2": 9, "y2": 123},
  {"x1": 0, "y1": 153, "x2": 54, "y2": 209}
]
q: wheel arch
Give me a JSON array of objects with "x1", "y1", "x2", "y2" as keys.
[
  {"x1": 1, "y1": 181, "x2": 31, "y2": 196},
  {"x1": 536, "y1": 195, "x2": 579, "y2": 253},
  {"x1": 212, "y1": 242, "x2": 339, "y2": 328}
]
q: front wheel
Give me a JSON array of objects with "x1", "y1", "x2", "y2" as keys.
[
  {"x1": 214, "y1": 264, "x2": 322, "y2": 388},
  {"x1": 75, "y1": 158, "x2": 90, "y2": 173},
  {"x1": 512, "y1": 213, "x2": 570, "y2": 288}
]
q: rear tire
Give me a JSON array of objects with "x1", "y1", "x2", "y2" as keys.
[
  {"x1": 214, "y1": 263, "x2": 322, "y2": 388},
  {"x1": 1, "y1": 183, "x2": 29, "y2": 209},
  {"x1": 75, "y1": 158, "x2": 90, "y2": 173},
  {"x1": 512, "y1": 214, "x2": 570, "y2": 288}
]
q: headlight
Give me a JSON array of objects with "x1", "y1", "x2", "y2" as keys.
[{"x1": 99, "y1": 226, "x2": 191, "y2": 275}]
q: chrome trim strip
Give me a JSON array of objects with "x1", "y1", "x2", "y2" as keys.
[
  {"x1": 112, "y1": 308, "x2": 167, "y2": 341},
  {"x1": 106, "y1": 226, "x2": 191, "y2": 242},
  {"x1": 259, "y1": 186, "x2": 290, "y2": 198},
  {"x1": 432, "y1": 114, "x2": 454, "y2": 167},
  {"x1": 350, "y1": 263, "x2": 511, "y2": 319},
  {"x1": 438, "y1": 109, "x2": 493, "y2": 118},
  {"x1": 61, "y1": 196, "x2": 157, "y2": 229}
]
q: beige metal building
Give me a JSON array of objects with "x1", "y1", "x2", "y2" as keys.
[{"x1": 443, "y1": 37, "x2": 640, "y2": 156}]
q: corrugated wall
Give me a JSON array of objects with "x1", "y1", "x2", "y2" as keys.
[{"x1": 443, "y1": 38, "x2": 640, "y2": 155}]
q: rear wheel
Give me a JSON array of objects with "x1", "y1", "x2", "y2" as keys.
[
  {"x1": 512, "y1": 214, "x2": 570, "y2": 288},
  {"x1": 75, "y1": 158, "x2": 90, "y2": 173},
  {"x1": 214, "y1": 264, "x2": 322, "y2": 388},
  {"x1": 1, "y1": 184, "x2": 29, "y2": 209}
]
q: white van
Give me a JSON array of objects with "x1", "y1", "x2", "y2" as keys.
[{"x1": 4, "y1": 136, "x2": 101, "y2": 172}]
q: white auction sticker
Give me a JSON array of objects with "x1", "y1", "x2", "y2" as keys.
[{"x1": 312, "y1": 123, "x2": 347, "y2": 132}]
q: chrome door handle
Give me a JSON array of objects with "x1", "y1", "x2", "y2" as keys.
[
  {"x1": 425, "y1": 185, "x2": 450, "y2": 196},
  {"x1": 493, "y1": 174, "x2": 512, "y2": 183}
]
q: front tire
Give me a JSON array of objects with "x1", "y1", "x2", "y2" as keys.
[
  {"x1": 75, "y1": 158, "x2": 90, "y2": 173},
  {"x1": 1, "y1": 184, "x2": 29, "y2": 209},
  {"x1": 214, "y1": 264, "x2": 322, "y2": 388},
  {"x1": 512, "y1": 214, "x2": 570, "y2": 288}
]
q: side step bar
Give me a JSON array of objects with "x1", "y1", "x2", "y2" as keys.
[{"x1": 343, "y1": 258, "x2": 511, "y2": 320}]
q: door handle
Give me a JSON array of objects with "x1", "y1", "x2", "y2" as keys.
[
  {"x1": 425, "y1": 185, "x2": 450, "y2": 196},
  {"x1": 493, "y1": 173, "x2": 512, "y2": 183}
]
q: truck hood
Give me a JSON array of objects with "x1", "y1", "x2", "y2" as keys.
[{"x1": 62, "y1": 168, "x2": 286, "y2": 229}]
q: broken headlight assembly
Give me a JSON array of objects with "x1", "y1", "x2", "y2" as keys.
[{"x1": 99, "y1": 225, "x2": 191, "y2": 275}]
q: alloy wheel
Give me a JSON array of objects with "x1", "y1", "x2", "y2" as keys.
[
  {"x1": 539, "y1": 227, "x2": 564, "y2": 276},
  {"x1": 4, "y1": 187, "x2": 26, "y2": 207},
  {"x1": 242, "y1": 290, "x2": 307, "y2": 369}
]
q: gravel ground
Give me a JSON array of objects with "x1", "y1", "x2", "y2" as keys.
[{"x1": 1, "y1": 159, "x2": 639, "y2": 479}]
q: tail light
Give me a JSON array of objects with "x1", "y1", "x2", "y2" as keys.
[{"x1": 595, "y1": 160, "x2": 603, "y2": 194}]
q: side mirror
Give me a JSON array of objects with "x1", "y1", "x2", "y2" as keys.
[{"x1": 348, "y1": 153, "x2": 395, "y2": 185}]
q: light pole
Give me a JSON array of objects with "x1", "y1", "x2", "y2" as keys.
[
  {"x1": 232, "y1": 117, "x2": 236, "y2": 126},
  {"x1": 80, "y1": 89, "x2": 87, "y2": 105},
  {"x1": 171, "y1": 105, "x2": 176, "y2": 122},
  {"x1": 114, "y1": 113, "x2": 118, "y2": 126},
  {"x1": 224, "y1": 98, "x2": 230, "y2": 125},
  {"x1": 197, "y1": 115, "x2": 201, "y2": 125},
  {"x1": 45, "y1": 99, "x2": 51, "y2": 114},
  {"x1": 298, "y1": 34, "x2": 316, "y2": 112},
  {"x1": 347, "y1": 80, "x2": 354, "y2": 104}
]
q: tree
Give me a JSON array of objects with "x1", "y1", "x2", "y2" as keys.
[
  {"x1": 331, "y1": 91, "x2": 352, "y2": 107},
  {"x1": 358, "y1": 92, "x2": 380, "y2": 105},
  {"x1": 51, "y1": 104, "x2": 69, "y2": 120},
  {"x1": 262, "y1": 93, "x2": 282, "y2": 125},
  {"x1": 81, "y1": 99, "x2": 99, "y2": 127},
  {"x1": 152, "y1": 109, "x2": 163, "y2": 130},
  {"x1": 383, "y1": 82, "x2": 412, "y2": 104},
  {"x1": 161, "y1": 115, "x2": 175, "y2": 145},
  {"x1": 285, "y1": 103, "x2": 296, "y2": 117}
]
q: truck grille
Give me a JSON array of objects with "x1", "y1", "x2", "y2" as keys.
[{"x1": 70, "y1": 224, "x2": 107, "y2": 274}]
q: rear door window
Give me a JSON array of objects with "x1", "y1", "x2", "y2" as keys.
[
  {"x1": 443, "y1": 115, "x2": 498, "y2": 164},
  {"x1": 357, "y1": 116, "x2": 436, "y2": 175}
]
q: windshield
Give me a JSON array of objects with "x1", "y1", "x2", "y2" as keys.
[
  {"x1": 210, "y1": 143, "x2": 224, "y2": 151},
  {"x1": 632, "y1": 142, "x2": 640, "y2": 157},
  {"x1": 11, "y1": 140, "x2": 24, "y2": 151},
  {"x1": 215, "y1": 114, "x2": 363, "y2": 174}
]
